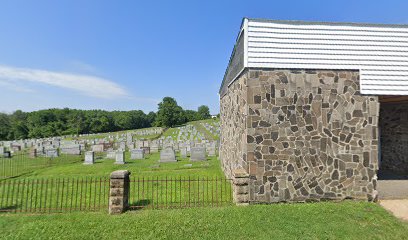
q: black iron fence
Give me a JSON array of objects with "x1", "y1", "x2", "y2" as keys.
[
  {"x1": 0, "y1": 176, "x2": 232, "y2": 214},
  {"x1": 0, "y1": 150, "x2": 83, "y2": 180},
  {"x1": 129, "y1": 176, "x2": 232, "y2": 210},
  {"x1": 0, "y1": 177, "x2": 110, "y2": 213}
]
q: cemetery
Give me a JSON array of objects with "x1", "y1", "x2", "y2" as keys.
[
  {"x1": 0, "y1": 119, "x2": 229, "y2": 215},
  {"x1": 1, "y1": 5, "x2": 408, "y2": 238}
]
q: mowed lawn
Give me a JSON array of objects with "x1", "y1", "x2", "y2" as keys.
[
  {"x1": 9, "y1": 152, "x2": 225, "y2": 179},
  {"x1": 0, "y1": 153, "x2": 230, "y2": 213},
  {"x1": 0, "y1": 201, "x2": 407, "y2": 240}
]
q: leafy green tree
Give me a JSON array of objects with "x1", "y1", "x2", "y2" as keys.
[
  {"x1": 9, "y1": 110, "x2": 28, "y2": 139},
  {"x1": 184, "y1": 110, "x2": 200, "y2": 122},
  {"x1": 0, "y1": 113, "x2": 10, "y2": 140},
  {"x1": 197, "y1": 105, "x2": 211, "y2": 120},
  {"x1": 155, "y1": 97, "x2": 186, "y2": 127}
]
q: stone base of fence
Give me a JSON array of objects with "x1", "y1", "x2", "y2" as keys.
[
  {"x1": 232, "y1": 169, "x2": 249, "y2": 205},
  {"x1": 109, "y1": 170, "x2": 131, "y2": 214}
]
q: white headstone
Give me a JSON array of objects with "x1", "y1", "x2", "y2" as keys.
[
  {"x1": 84, "y1": 151, "x2": 95, "y2": 165},
  {"x1": 115, "y1": 150, "x2": 125, "y2": 164},
  {"x1": 130, "y1": 149, "x2": 144, "y2": 160}
]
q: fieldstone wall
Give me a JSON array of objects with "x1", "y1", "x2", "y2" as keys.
[
  {"x1": 246, "y1": 69, "x2": 379, "y2": 202},
  {"x1": 220, "y1": 71, "x2": 248, "y2": 179},
  {"x1": 380, "y1": 102, "x2": 408, "y2": 174}
]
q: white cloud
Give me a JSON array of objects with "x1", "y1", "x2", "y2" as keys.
[
  {"x1": 0, "y1": 79, "x2": 35, "y2": 93},
  {"x1": 0, "y1": 65, "x2": 128, "y2": 99}
]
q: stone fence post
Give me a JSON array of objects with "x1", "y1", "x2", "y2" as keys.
[
  {"x1": 233, "y1": 169, "x2": 250, "y2": 205},
  {"x1": 109, "y1": 170, "x2": 131, "y2": 214}
]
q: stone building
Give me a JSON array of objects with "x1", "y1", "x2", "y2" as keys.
[{"x1": 220, "y1": 18, "x2": 408, "y2": 203}]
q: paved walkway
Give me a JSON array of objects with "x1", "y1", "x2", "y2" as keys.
[
  {"x1": 377, "y1": 180, "x2": 408, "y2": 199},
  {"x1": 380, "y1": 200, "x2": 408, "y2": 221}
]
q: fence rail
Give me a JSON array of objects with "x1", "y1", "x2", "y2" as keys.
[
  {"x1": 129, "y1": 177, "x2": 232, "y2": 210},
  {"x1": 0, "y1": 151, "x2": 83, "y2": 180},
  {"x1": 0, "y1": 177, "x2": 110, "y2": 213},
  {"x1": 0, "y1": 176, "x2": 233, "y2": 214}
]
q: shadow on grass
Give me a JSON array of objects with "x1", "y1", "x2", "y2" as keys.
[
  {"x1": 0, "y1": 204, "x2": 20, "y2": 213},
  {"x1": 129, "y1": 199, "x2": 151, "y2": 211}
]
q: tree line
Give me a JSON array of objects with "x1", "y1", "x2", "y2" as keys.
[{"x1": 0, "y1": 97, "x2": 212, "y2": 141}]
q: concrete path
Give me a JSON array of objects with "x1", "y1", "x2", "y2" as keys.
[
  {"x1": 380, "y1": 200, "x2": 408, "y2": 221},
  {"x1": 377, "y1": 180, "x2": 408, "y2": 199}
]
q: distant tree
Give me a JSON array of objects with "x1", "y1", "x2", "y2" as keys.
[
  {"x1": 0, "y1": 113, "x2": 10, "y2": 140},
  {"x1": 9, "y1": 110, "x2": 28, "y2": 139},
  {"x1": 146, "y1": 111, "x2": 157, "y2": 126},
  {"x1": 184, "y1": 110, "x2": 200, "y2": 122},
  {"x1": 197, "y1": 105, "x2": 211, "y2": 120},
  {"x1": 155, "y1": 97, "x2": 186, "y2": 127}
]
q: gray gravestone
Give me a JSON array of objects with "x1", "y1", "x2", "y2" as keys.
[
  {"x1": 3, "y1": 151, "x2": 11, "y2": 158},
  {"x1": 141, "y1": 147, "x2": 150, "y2": 155},
  {"x1": 60, "y1": 145, "x2": 81, "y2": 155},
  {"x1": 159, "y1": 148, "x2": 176, "y2": 162},
  {"x1": 130, "y1": 149, "x2": 144, "y2": 160},
  {"x1": 29, "y1": 148, "x2": 37, "y2": 158},
  {"x1": 115, "y1": 150, "x2": 125, "y2": 164},
  {"x1": 106, "y1": 151, "x2": 116, "y2": 159},
  {"x1": 150, "y1": 145, "x2": 159, "y2": 153},
  {"x1": 92, "y1": 144, "x2": 104, "y2": 152},
  {"x1": 180, "y1": 147, "x2": 188, "y2": 158},
  {"x1": 46, "y1": 149, "x2": 59, "y2": 158},
  {"x1": 0, "y1": 147, "x2": 4, "y2": 155},
  {"x1": 190, "y1": 147, "x2": 206, "y2": 161},
  {"x1": 208, "y1": 147, "x2": 216, "y2": 157},
  {"x1": 84, "y1": 151, "x2": 95, "y2": 165}
]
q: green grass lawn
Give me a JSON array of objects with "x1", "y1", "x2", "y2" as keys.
[
  {"x1": 9, "y1": 152, "x2": 224, "y2": 179},
  {"x1": 0, "y1": 152, "x2": 229, "y2": 213},
  {"x1": 0, "y1": 202, "x2": 407, "y2": 240},
  {"x1": 190, "y1": 120, "x2": 219, "y2": 141}
]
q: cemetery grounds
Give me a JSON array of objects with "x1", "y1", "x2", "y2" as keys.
[{"x1": 1, "y1": 119, "x2": 408, "y2": 239}]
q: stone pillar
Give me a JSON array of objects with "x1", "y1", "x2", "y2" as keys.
[
  {"x1": 109, "y1": 170, "x2": 131, "y2": 214},
  {"x1": 232, "y1": 169, "x2": 249, "y2": 205}
]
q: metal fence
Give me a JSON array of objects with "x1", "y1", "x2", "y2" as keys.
[
  {"x1": 0, "y1": 151, "x2": 83, "y2": 180},
  {"x1": 0, "y1": 177, "x2": 110, "y2": 213},
  {"x1": 129, "y1": 177, "x2": 232, "y2": 210},
  {"x1": 0, "y1": 176, "x2": 232, "y2": 214}
]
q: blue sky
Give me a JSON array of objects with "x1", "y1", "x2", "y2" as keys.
[{"x1": 0, "y1": 0, "x2": 407, "y2": 114}]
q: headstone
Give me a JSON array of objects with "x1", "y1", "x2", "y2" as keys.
[
  {"x1": 141, "y1": 147, "x2": 150, "y2": 155},
  {"x1": 159, "y1": 148, "x2": 176, "y2": 162},
  {"x1": 180, "y1": 147, "x2": 188, "y2": 158},
  {"x1": 0, "y1": 146, "x2": 4, "y2": 155},
  {"x1": 208, "y1": 147, "x2": 216, "y2": 157},
  {"x1": 11, "y1": 145, "x2": 21, "y2": 152},
  {"x1": 29, "y1": 148, "x2": 37, "y2": 158},
  {"x1": 3, "y1": 151, "x2": 11, "y2": 158},
  {"x1": 60, "y1": 145, "x2": 81, "y2": 155},
  {"x1": 119, "y1": 142, "x2": 126, "y2": 151},
  {"x1": 106, "y1": 150, "x2": 116, "y2": 159},
  {"x1": 84, "y1": 151, "x2": 95, "y2": 165},
  {"x1": 115, "y1": 151, "x2": 125, "y2": 164},
  {"x1": 190, "y1": 147, "x2": 206, "y2": 161},
  {"x1": 150, "y1": 145, "x2": 159, "y2": 153},
  {"x1": 46, "y1": 149, "x2": 59, "y2": 158},
  {"x1": 130, "y1": 149, "x2": 144, "y2": 160},
  {"x1": 92, "y1": 144, "x2": 105, "y2": 152}
]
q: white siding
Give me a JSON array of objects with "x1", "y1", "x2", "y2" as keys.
[{"x1": 246, "y1": 19, "x2": 408, "y2": 95}]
